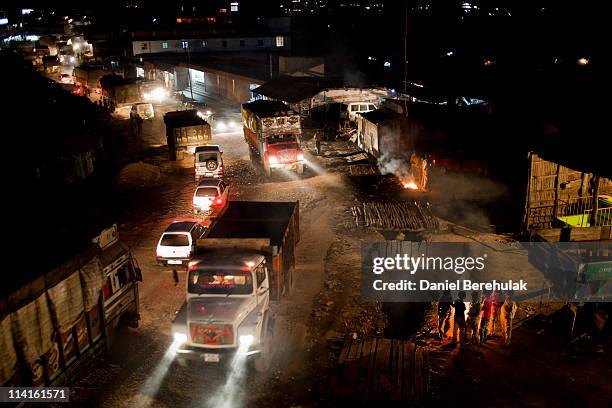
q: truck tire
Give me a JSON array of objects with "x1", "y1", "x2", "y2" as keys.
[
  {"x1": 296, "y1": 163, "x2": 304, "y2": 175},
  {"x1": 254, "y1": 313, "x2": 274, "y2": 373},
  {"x1": 206, "y1": 159, "x2": 218, "y2": 171}
]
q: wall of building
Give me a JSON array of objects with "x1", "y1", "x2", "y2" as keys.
[
  {"x1": 132, "y1": 35, "x2": 290, "y2": 56},
  {"x1": 174, "y1": 66, "x2": 263, "y2": 104}
]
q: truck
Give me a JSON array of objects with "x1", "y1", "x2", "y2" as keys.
[
  {"x1": 171, "y1": 201, "x2": 299, "y2": 371},
  {"x1": 164, "y1": 110, "x2": 212, "y2": 161},
  {"x1": 241, "y1": 100, "x2": 305, "y2": 177},
  {"x1": 99, "y1": 74, "x2": 143, "y2": 111},
  {"x1": 73, "y1": 65, "x2": 106, "y2": 94},
  {"x1": 0, "y1": 224, "x2": 141, "y2": 387}
]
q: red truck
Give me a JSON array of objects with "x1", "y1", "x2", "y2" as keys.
[{"x1": 241, "y1": 100, "x2": 305, "y2": 177}]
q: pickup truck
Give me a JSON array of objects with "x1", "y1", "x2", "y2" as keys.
[
  {"x1": 242, "y1": 100, "x2": 304, "y2": 177},
  {"x1": 171, "y1": 201, "x2": 299, "y2": 371}
]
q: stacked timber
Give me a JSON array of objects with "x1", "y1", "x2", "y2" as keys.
[
  {"x1": 351, "y1": 201, "x2": 439, "y2": 232},
  {"x1": 348, "y1": 164, "x2": 381, "y2": 177}
]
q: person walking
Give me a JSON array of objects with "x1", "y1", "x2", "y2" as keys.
[
  {"x1": 314, "y1": 131, "x2": 322, "y2": 155},
  {"x1": 500, "y1": 292, "x2": 518, "y2": 346},
  {"x1": 480, "y1": 292, "x2": 494, "y2": 344},
  {"x1": 437, "y1": 290, "x2": 453, "y2": 339},
  {"x1": 466, "y1": 291, "x2": 483, "y2": 345}
]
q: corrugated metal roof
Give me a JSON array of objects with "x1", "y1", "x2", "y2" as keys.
[
  {"x1": 253, "y1": 76, "x2": 345, "y2": 103},
  {"x1": 242, "y1": 100, "x2": 295, "y2": 117}
]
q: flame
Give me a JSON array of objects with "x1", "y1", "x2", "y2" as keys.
[{"x1": 403, "y1": 181, "x2": 419, "y2": 190}]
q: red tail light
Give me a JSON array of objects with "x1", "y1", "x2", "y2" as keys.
[{"x1": 214, "y1": 197, "x2": 224, "y2": 206}]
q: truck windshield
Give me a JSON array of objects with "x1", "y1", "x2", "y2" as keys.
[
  {"x1": 195, "y1": 187, "x2": 219, "y2": 197},
  {"x1": 188, "y1": 270, "x2": 254, "y2": 295},
  {"x1": 160, "y1": 233, "x2": 189, "y2": 246},
  {"x1": 267, "y1": 134, "x2": 296, "y2": 144}
]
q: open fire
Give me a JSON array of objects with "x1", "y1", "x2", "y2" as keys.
[{"x1": 403, "y1": 181, "x2": 419, "y2": 190}]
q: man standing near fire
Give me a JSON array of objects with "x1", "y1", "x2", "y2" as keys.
[
  {"x1": 500, "y1": 292, "x2": 518, "y2": 346},
  {"x1": 466, "y1": 291, "x2": 483, "y2": 344},
  {"x1": 452, "y1": 291, "x2": 467, "y2": 346},
  {"x1": 437, "y1": 290, "x2": 453, "y2": 339},
  {"x1": 480, "y1": 291, "x2": 495, "y2": 344}
]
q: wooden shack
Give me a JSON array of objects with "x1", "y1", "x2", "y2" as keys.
[{"x1": 523, "y1": 152, "x2": 612, "y2": 237}]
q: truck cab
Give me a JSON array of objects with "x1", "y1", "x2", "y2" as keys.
[{"x1": 172, "y1": 252, "x2": 274, "y2": 371}]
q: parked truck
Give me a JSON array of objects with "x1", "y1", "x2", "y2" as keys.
[
  {"x1": 0, "y1": 224, "x2": 141, "y2": 387},
  {"x1": 241, "y1": 100, "x2": 305, "y2": 177},
  {"x1": 164, "y1": 110, "x2": 212, "y2": 161},
  {"x1": 171, "y1": 201, "x2": 299, "y2": 371}
]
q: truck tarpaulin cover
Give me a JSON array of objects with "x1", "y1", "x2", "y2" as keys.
[
  {"x1": 80, "y1": 257, "x2": 105, "y2": 310},
  {"x1": 12, "y1": 293, "x2": 55, "y2": 364},
  {"x1": 0, "y1": 315, "x2": 18, "y2": 385},
  {"x1": 47, "y1": 272, "x2": 84, "y2": 332}
]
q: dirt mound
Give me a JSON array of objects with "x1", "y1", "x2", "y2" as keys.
[{"x1": 116, "y1": 161, "x2": 161, "y2": 190}]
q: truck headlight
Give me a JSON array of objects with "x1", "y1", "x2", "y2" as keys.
[
  {"x1": 174, "y1": 332, "x2": 187, "y2": 344},
  {"x1": 239, "y1": 335, "x2": 254, "y2": 346}
]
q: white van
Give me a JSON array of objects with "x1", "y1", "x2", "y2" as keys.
[
  {"x1": 346, "y1": 102, "x2": 377, "y2": 122},
  {"x1": 156, "y1": 221, "x2": 207, "y2": 266}
]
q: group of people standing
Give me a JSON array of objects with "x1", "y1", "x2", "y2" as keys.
[{"x1": 437, "y1": 290, "x2": 517, "y2": 347}]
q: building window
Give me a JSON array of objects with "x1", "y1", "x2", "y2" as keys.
[
  {"x1": 239, "y1": 39, "x2": 245, "y2": 47},
  {"x1": 162, "y1": 41, "x2": 168, "y2": 49},
  {"x1": 257, "y1": 39, "x2": 264, "y2": 47},
  {"x1": 222, "y1": 40, "x2": 227, "y2": 47},
  {"x1": 182, "y1": 41, "x2": 189, "y2": 49},
  {"x1": 231, "y1": 2, "x2": 239, "y2": 12},
  {"x1": 275, "y1": 36, "x2": 284, "y2": 47}
]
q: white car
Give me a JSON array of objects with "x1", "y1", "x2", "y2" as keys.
[
  {"x1": 192, "y1": 179, "x2": 229, "y2": 217},
  {"x1": 194, "y1": 145, "x2": 224, "y2": 180},
  {"x1": 346, "y1": 102, "x2": 377, "y2": 122},
  {"x1": 156, "y1": 221, "x2": 207, "y2": 266}
]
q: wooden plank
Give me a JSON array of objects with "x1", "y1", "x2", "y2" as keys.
[
  {"x1": 340, "y1": 339, "x2": 364, "y2": 400},
  {"x1": 373, "y1": 338, "x2": 391, "y2": 401},
  {"x1": 363, "y1": 337, "x2": 379, "y2": 403},
  {"x1": 390, "y1": 339, "x2": 402, "y2": 401},
  {"x1": 422, "y1": 348, "x2": 430, "y2": 396},
  {"x1": 414, "y1": 347, "x2": 424, "y2": 398},
  {"x1": 355, "y1": 338, "x2": 375, "y2": 404},
  {"x1": 402, "y1": 341, "x2": 415, "y2": 401},
  {"x1": 338, "y1": 336, "x2": 352, "y2": 364},
  {"x1": 570, "y1": 227, "x2": 602, "y2": 241}
]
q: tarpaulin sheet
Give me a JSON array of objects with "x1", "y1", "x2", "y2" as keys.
[
  {"x1": 79, "y1": 257, "x2": 105, "y2": 310},
  {"x1": 12, "y1": 293, "x2": 54, "y2": 363},
  {"x1": 47, "y1": 272, "x2": 84, "y2": 332},
  {"x1": 0, "y1": 315, "x2": 17, "y2": 385}
]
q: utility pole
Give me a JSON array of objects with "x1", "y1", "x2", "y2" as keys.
[{"x1": 184, "y1": 41, "x2": 194, "y2": 100}]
